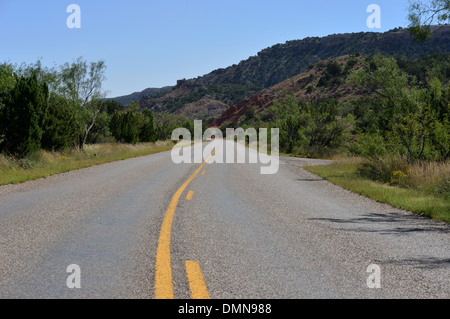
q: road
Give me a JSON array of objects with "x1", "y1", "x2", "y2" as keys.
[{"x1": 0, "y1": 142, "x2": 448, "y2": 299}]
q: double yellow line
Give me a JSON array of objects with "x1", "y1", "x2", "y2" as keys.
[{"x1": 154, "y1": 151, "x2": 213, "y2": 299}]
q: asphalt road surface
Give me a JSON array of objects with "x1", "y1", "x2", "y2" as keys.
[{"x1": 0, "y1": 142, "x2": 448, "y2": 299}]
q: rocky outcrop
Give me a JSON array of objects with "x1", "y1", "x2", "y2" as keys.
[{"x1": 210, "y1": 94, "x2": 272, "y2": 127}]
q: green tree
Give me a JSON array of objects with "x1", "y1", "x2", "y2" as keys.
[
  {"x1": 389, "y1": 95, "x2": 449, "y2": 162},
  {"x1": 109, "y1": 111, "x2": 124, "y2": 143},
  {"x1": 41, "y1": 94, "x2": 78, "y2": 151},
  {"x1": 58, "y1": 57, "x2": 107, "y2": 150},
  {"x1": 392, "y1": 109, "x2": 435, "y2": 161},
  {"x1": 350, "y1": 56, "x2": 449, "y2": 162},
  {"x1": 109, "y1": 106, "x2": 141, "y2": 144},
  {"x1": 16, "y1": 60, "x2": 61, "y2": 93},
  {"x1": 430, "y1": 115, "x2": 450, "y2": 160},
  {"x1": 0, "y1": 63, "x2": 16, "y2": 146},
  {"x1": 280, "y1": 114, "x2": 302, "y2": 153},
  {"x1": 408, "y1": 0, "x2": 450, "y2": 41},
  {"x1": 102, "y1": 99, "x2": 124, "y2": 115},
  {"x1": 121, "y1": 111, "x2": 140, "y2": 144},
  {"x1": 139, "y1": 109, "x2": 156, "y2": 143},
  {"x1": 2, "y1": 73, "x2": 49, "y2": 157},
  {"x1": 348, "y1": 54, "x2": 417, "y2": 132},
  {"x1": 305, "y1": 100, "x2": 354, "y2": 151},
  {"x1": 154, "y1": 113, "x2": 192, "y2": 141},
  {"x1": 0, "y1": 63, "x2": 16, "y2": 98},
  {"x1": 270, "y1": 94, "x2": 353, "y2": 155}
]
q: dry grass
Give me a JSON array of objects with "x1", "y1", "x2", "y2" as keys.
[
  {"x1": 355, "y1": 156, "x2": 450, "y2": 196},
  {"x1": 405, "y1": 161, "x2": 450, "y2": 193},
  {"x1": 0, "y1": 142, "x2": 174, "y2": 186},
  {"x1": 305, "y1": 156, "x2": 450, "y2": 223}
]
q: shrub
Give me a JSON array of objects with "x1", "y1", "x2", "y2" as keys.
[
  {"x1": 41, "y1": 95, "x2": 78, "y2": 151},
  {"x1": 2, "y1": 73, "x2": 49, "y2": 157},
  {"x1": 350, "y1": 132, "x2": 387, "y2": 158},
  {"x1": 358, "y1": 155, "x2": 409, "y2": 184},
  {"x1": 358, "y1": 155, "x2": 450, "y2": 198},
  {"x1": 326, "y1": 60, "x2": 342, "y2": 77}
]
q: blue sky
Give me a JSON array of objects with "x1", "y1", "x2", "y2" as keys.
[{"x1": 0, "y1": 0, "x2": 412, "y2": 97}]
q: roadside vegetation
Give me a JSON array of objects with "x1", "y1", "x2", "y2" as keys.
[
  {"x1": 0, "y1": 1, "x2": 448, "y2": 223},
  {"x1": 0, "y1": 142, "x2": 173, "y2": 186},
  {"x1": 231, "y1": 52, "x2": 449, "y2": 223},
  {"x1": 0, "y1": 58, "x2": 193, "y2": 185},
  {"x1": 304, "y1": 157, "x2": 449, "y2": 223},
  {"x1": 294, "y1": 51, "x2": 449, "y2": 223}
]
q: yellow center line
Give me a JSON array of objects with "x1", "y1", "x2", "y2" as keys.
[
  {"x1": 185, "y1": 261, "x2": 210, "y2": 299},
  {"x1": 154, "y1": 151, "x2": 214, "y2": 299},
  {"x1": 186, "y1": 191, "x2": 195, "y2": 201},
  {"x1": 201, "y1": 170, "x2": 206, "y2": 176}
]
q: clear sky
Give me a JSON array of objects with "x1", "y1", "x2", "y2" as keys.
[{"x1": 0, "y1": 0, "x2": 412, "y2": 98}]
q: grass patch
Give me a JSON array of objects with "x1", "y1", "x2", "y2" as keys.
[
  {"x1": 0, "y1": 141, "x2": 174, "y2": 186},
  {"x1": 304, "y1": 157, "x2": 450, "y2": 223}
]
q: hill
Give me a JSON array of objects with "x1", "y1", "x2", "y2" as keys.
[
  {"x1": 114, "y1": 26, "x2": 450, "y2": 120},
  {"x1": 210, "y1": 55, "x2": 366, "y2": 128},
  {"x1": 211, "y1": 52, "x2": 450, "y2": 128},
  {"x1": 194, "y1": 26, "x2": 449, "y2": 89},
  {"x1": 110, "y1": 87, "x2": 172, "y2": 106}
]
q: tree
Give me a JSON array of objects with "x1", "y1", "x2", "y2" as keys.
[
  {"x1": 0, "y1": 63, "x2": 16, "y2": 99},
  {"x1": 58, "y1": 57, "x2": 106, "y2": 150},
  {"x1": 0, "y1": 63, "x2": 16, "y2": 147},
  {"x1": 390, "y1": 91, "x2": 449, "y2": 162},
  {"x1": 270, "y1": 93, "x2": 353, "y2": 154},
  {"x1": 154, "y1": 113, "x2": 192, "y2": 141},
  {"x1": 110, "y1": 109, "x2": 140, "y2": 144},
  {"x1": 392, "y1": 110, "x2": 434, "y2": 161},
  {"x1": 41, "y1": 94, "x2": 78, "y2": 151},
  {"x1": 408, "y1": 0, "x2": 450, "y2": 41},
  {"x1": 102, "y1": 99, "x2": 124, "y2": 115},
  {"x1": 2, "y1": 73, "x2": 49, "y2": 157},
  {"x1": 121, "y1": 111, "x2": 140, "y2": 144},
  {"x1": 16, "y1": 60, "x2": 61, "y2": 94},
  {"x1": 109, "y1": 111, "x2": 124, "y2": 143},
  {"x1": 139, "y1": 109, "x2": 156, "y2": 143},
  {"x1": 350, "y1": 55, "x2": 449, "y2": 162},
  {"x1": 306, "y1": 100, "x2": 354, "y2": 151},
  {"x1": 348, "y1": 54, "x2": 417, "y2": 132}
]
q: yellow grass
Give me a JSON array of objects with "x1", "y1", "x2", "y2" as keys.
[
  {"x1": 0, "y1": 142, "x2": 174, "y2": 186},
  {"x1": 304, "y1": 156, "x2": 450, "y2": 223}
]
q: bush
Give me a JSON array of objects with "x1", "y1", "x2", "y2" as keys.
[
  {"x1": 1, "y1": 73, "x2": 49, "y2": 157},
  {"x1": 110, "y1": 110, "x2": 139, "y2": 144},
  {"x1": 358, "y1": 155, "x2": 409, "y2": 184},
  {"x1": 346, "y1": 56, "x2": 358, "y2": 69},
  {"x1": 326, "y1": 60, "x2": 342, "y2": 77},
  {"x1": 317, "y1": 60, "x2": 343, "y2": 88},
  {"x1": 350, "y1": 132, "x2": 387, "y2": 158},
  {"x1": 358, "y1": 155, "x2": 450, "y2": 198},
  {"x1": 41, "y1": 95, "x2": 78, "y2": 151},
  {"x1": 317, "y1": 75, "x2": 329, "y2": 87}
]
